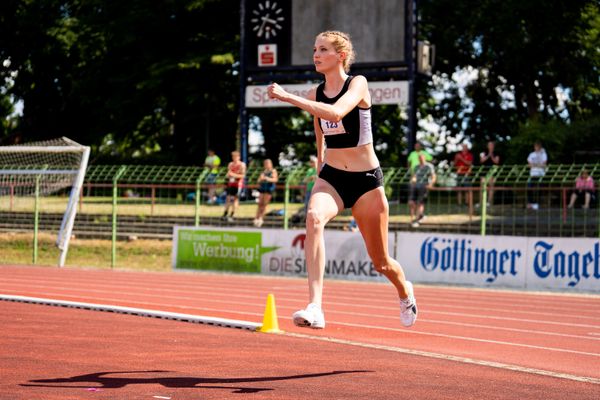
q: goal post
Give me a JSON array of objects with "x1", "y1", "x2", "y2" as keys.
[{"x1": 0, "y1": 137, "x2": 90, "y2": 267}]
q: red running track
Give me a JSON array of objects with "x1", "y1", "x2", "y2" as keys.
[{"x1": 1, "y1": 265, "x2": 599, "y2": 399}]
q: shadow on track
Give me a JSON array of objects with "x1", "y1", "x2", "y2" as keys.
[{"x1": 21, "y1": 369, "x2": 372, "y2": 394}]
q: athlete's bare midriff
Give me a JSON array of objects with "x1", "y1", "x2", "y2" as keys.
[{"x1": 324, "y1": 143, "x2": 380, "y2": 172}]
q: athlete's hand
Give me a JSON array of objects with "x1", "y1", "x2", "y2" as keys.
[{"x1": 267, "y1": 83, "x2": 288, "y2": 101}]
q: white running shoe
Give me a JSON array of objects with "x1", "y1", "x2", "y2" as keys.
[
  {"x1": 400, "y1": 281, "x2": 418, "y2": 327},
  {"x1": 292, "y1": 303, "x2": 325, "y2": 329}
]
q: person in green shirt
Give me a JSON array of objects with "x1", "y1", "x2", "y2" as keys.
[
  {"x1": 303, "y1": 155, "x2": 318, "y2": 213},
  {"x1": 204, "y1": 149, "x2": 221, "y2": 204},
  {"x1": 407, "y1": 142, "x2": 433, "y2": 172}
]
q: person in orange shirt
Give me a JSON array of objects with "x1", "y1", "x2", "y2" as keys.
[
  {"x1": 222, "y1": 151, "x2": 246, "y2": 222},
  {"x1": 454, "y1": 143, "x2": 473, "y2": 206}
]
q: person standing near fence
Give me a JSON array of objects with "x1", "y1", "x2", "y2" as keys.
[
  {"x1": 409, "y1": 154, "x2": 437, "y2": 227},
  {"x1": 204, "y1": 149, "x2": 221, "y2": 204},
  {"x1": 479, "y1": 140, "x2": 500, "y2": 206},
  {"x1": 454, "y1": 143, "x2": 473, "y2": 206},
  {"x1": 222, "y1": 151, "x2": 246, "y2": 222},
  {"x1": 407, "y1": 141, "x2": 432, "y2": 172},
  {"x1": 267, "y1": 30, "x2": 418, "y2": 329},
  {"x1": 527, "y1": 141, "x2": 547, "y2": 210},
  {"x1": 253, "y1": 159, "x2": 278, "y2": 227},
  {"x1": 303, "y1": 155, "x2": 318, "y2": 213}
]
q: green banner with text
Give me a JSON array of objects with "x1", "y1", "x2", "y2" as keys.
[{"x1": 175, "y1": 228, "x2": 264, "y2": 272}]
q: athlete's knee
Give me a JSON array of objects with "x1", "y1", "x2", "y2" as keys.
[
  {"x1": 379, "y1": 199, "x2": 389, "y2": 214},
  {"x1": 372, "y1": 256, "x2": 397, "y2": 274},
  {"x1": 305, "y1": 208, "x2": 326, "y2": 232}
]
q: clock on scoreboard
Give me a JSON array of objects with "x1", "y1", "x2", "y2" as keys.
[{"x1": 244, "y1": 0, "x2": 292, "y2": 69}]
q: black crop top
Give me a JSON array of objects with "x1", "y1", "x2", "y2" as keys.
[{"x1": 316, "y1": 76, "x2": 373, "y2": 149}]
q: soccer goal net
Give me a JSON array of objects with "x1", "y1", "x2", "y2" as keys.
[{"x1": 0, "y1": 137, "x2": 90, "y2": 266}]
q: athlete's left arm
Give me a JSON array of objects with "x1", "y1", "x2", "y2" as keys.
[
  {"x1": 238, "y1": 162, "x2": 247, "y2": 177},
  {"x1": 268, "y1": 76, "x2": 368, "y2": 122},
  {"x1": 314, "y1": 117, "x2": 325, "y2": 168},
  {"x1": 428, "y1": 167, "x2": 437, "y2": 188}
]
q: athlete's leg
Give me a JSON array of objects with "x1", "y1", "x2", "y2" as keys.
[
  {"x1": 352, "y1": 187, "x2": 410, "y2": 299},
  {"x1": 409, "y1": 200, "x2": 416, "y2": 222},
  {"x1": 232, "y1": 192, "x2": 240, "y2": 215},
  {"x1": 568, "y1": 192, "x2": 577, "y2": 208},
  {"x1": 262, "y1": 193, "x2": 272, "y2": 215},
  {"x1": 223, "y1": 194, "x2": 233, "y2": 216},
  {"x1": 255, "y1": 192, "x2": 272, "y2": 225},
  {"x1": 255, "y1": 193, "x2": 265, "y2": 219},
  {"x1": 408, "y1": 185, "x2": 417, "y2": 222},
  {"x1": 305, "y1": 178, "x2": 342, "y2": 306},
  {"x1": 584, "y1": 192, "x2": 591, "y2": 208}
]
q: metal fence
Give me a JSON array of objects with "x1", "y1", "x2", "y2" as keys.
[
  {"x1": 385, "y1": 163, "x2": 600, "y2": 237},
  {"x1": 1, "y1": 162, "x2": 599, "y2": 265}
]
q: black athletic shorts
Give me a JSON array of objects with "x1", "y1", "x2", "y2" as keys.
[
  {"x1": 409, "y1": 184, "x2": 428, "y2": 204},
  {"x1": 318, "y1": 164, "x2": 384, "y2": 209},
  {"x1": 226, "y1": 186, "x2": 241, "y2": 197}
]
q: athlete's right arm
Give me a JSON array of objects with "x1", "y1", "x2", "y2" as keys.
[{"x1": 268, "y1": 77, "x2": 367, "y2": 122}]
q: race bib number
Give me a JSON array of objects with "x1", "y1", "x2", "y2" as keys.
[{"x1": 320, "y1": 119, "x2": 346, "y2": 135}]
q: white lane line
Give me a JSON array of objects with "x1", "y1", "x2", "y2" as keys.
[
  {"x1": 424, "y1": 310, "x2": 600, "y2": 330},
  {"x1": 0, "y1": 294, "x2": 260, "y2": 330},
  {"x1": 2, "y1": 291, "x2": 598, "y2": 386},
  {"x1": 4, "y1": 274, "x2": 599, "y2": 315},
  {"x1": 93, "y1": 278, "x2": 600, "y2": 306},
  {"x1": 3, "y1": 285, "x2": 598, "y2": 342},
  {"x1": 325, "y1": 320, "x2": 600, "y2": 358},
  {"x1": 3, "y1": 280, "x2": 600, "y2": 326},
  {"x1": 284, "y1": 332, "x2": 600, "y2": 385},
  {"x1": 0, "y1": 290, "x2": 265, "y2": 318},
  {"x1": 1, "y1": 289, "x2": 599, "y2": 358},
  {"x1": 337, "y1": 313, "x2": 600, "y2": 342},
  {"x1": 3, "y1": 282, "x2": 600, "y2": 335}
]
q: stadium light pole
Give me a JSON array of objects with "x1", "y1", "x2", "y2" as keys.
[
  {"x1": 239, "y1": 0, "x2": 249, "y2": 164},
  {"x1": 407, "y1": 0, "x2": 418, "y2": 152}
]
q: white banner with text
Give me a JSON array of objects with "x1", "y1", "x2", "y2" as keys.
[
  {"x1": 395, "y1": 232, "x2": 600, "y2": 292},
  {"x1": 261, "y1": 229, "x2": 390, "y2": 281},
  {"x1": 172, "y1": 226, "x2": 600, "y2": 292},
  {"x1": 245, "y1": 81, "x2": 409, "y2": 108}
]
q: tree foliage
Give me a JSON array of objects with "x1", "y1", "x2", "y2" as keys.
[
  {"x1": 0, "y1": 0, "x2": 598, "y2": 166},
  {"x1": 420, "y1": 0, "x2": 599, "y2": 159},
  {"x1": 0, "y1": 0, "x2": 240, "y2": 164}
]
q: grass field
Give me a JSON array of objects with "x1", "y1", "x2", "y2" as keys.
[
  {"x1": 0, "y1": 194, "x2": 480, "y2": 271},
  {"x1": 1, "y1": 195, "x2": 478, "y2": 225},
  {"x1": 0, "y1": 195, "x2": 307, "y2": 218},
  {"x1": 0, "y1": 233, "x2": 172, "y2": 271}
]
